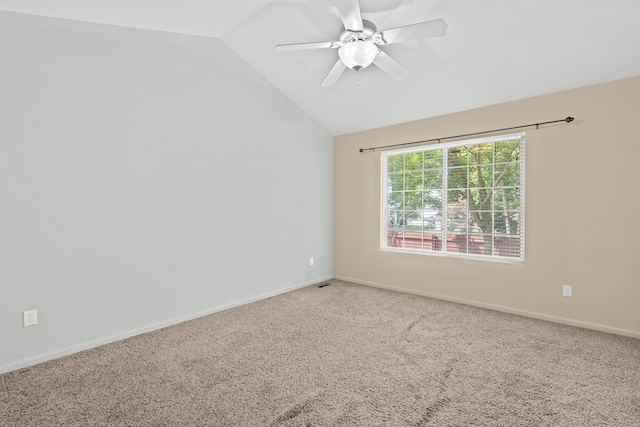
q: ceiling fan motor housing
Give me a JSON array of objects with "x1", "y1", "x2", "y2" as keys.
[{"x1": 338, "y1": 20, "x2": 380, "y2": 70}]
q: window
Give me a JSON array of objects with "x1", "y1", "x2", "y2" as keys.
[{"x1": 381, "y1": 132, "x2": 525, "y2": 262}]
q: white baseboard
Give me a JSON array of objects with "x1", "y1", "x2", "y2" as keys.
[
  {"x1": 334, "y1": 275, "x2": 640, "y2": 340},
  {"x1": 0, "y1": 276, "x2": 333, "y2": 374}
]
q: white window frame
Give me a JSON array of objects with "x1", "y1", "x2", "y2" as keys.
[{"x1": 381, "y1": 132, "x2": 525, "y2": 263}]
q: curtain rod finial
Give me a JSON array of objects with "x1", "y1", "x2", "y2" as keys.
[{"x1": 566, "y1": 116, "x2": 575, "y2": 123}]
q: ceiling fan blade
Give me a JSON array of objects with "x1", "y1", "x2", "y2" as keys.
[
  {"x1": 373, "y1": 51, "x2": 410, "y2": 81},
  {"x1": 375, "y1": 18, "x2": 448, "y2": 45},
  {"x1": 336, "y1": 0, "x2": 363, "y2": 32},
  {"x1": 321, "y1": 60, "x2": 347, "y2": 87},
  {"x1": 274, "y1": 41, "x2": 342, "y2": 52}
]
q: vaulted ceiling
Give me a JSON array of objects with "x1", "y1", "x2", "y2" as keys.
[{"x1": 1, "y1": 0, "x2": 639, "y2": 135}]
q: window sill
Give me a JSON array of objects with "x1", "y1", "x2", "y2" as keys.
[{"x1": 380, "y1": 247, "x2": 524, "y2": 264}]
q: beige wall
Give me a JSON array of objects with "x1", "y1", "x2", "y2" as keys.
[{"x1": 334, "y1": 76, "x2": 640, "y2": 338}]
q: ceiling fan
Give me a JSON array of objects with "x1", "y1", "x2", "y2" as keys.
[{"x1": 274, "y1": 0, "x2": 448, "y2": 87}]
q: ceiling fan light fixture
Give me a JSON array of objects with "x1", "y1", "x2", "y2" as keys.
[{"x1": 338, "y1": 40, "x2": 379, "y2": 71}]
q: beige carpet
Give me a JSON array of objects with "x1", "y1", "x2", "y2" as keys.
[{"x1": 1, "y1": 280, "x2": 639, "y2": 426}]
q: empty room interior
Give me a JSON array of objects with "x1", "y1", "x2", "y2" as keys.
[{"x1": 1, "y1": 1, "x2": 639, "y2": 426}]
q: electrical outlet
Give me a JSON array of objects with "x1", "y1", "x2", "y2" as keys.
[
  {"x1": 562, "y1": 285, "x2": 572, "y2": 297},
  {"x1": 309, "y1": 257, "x2": 314, "y2": 266},
  {"x1": 23, "y1": 309, "x2": 38, "y2": 327}
]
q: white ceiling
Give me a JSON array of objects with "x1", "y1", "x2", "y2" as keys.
[{"x1": 1, "y1": 0, "x2": 639, "y2": 136}]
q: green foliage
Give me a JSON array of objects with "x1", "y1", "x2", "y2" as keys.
[
  {"x1": 405, "y1": 152, "x2": 423, "y2": 171},
  {"x1": 387, "y1": 154, "x2": 404, "y2": 173}
]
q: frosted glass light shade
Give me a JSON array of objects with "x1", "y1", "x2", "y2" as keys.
[{"x1": 338, "y1": 41, "x2": 379, "y2": 71}]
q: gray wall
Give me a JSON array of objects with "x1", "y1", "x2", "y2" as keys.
[{"x1": 0, "y1": 12, "x2": 333, "y2": 372}]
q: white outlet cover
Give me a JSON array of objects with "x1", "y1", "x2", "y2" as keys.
[
  {"x1": 23, "y1": 309, "x2": 38, "y2": 327},
  {"x1": 562, "y1": 285, "x2": 572, "y2": 297}
]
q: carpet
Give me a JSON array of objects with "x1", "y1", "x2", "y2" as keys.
[{"x1": 1, "y1": 280, "x2": 639, "y2": 426}]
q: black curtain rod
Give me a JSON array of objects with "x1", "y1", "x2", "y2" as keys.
[{"x1": 358, "y1": 116, "x2": 575, "y2": 153}]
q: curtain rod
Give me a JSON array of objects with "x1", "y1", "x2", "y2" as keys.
[{"x1": 358, "y1": 116, "x2": 575, "y2": 153}]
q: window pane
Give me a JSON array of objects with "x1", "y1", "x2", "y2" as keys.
[
  {"x1": 495, "y1": 234, "x2": 521, "y2": 258},
  {"x1": 403, "y1": 225, "x2": 423, "y2": 249},
  {"x1": 388, "y1": 192, "x2": 404, "y2": 210},
  {"x1": 468, "y1": 235, "x2": 493, "y2": 255},
  {"x1": 447, "y1": 189, "x2": 467, "y2": 210},
  {"x1": 450, "y1": 214, "x2": 466, "y2": 230},
  {"x1": 404, "y1": 191, "x2": 423, "y2": 211},
  {"x1": 448, "y1": 166, "x2": 468, "y2": 188},
  {"x1": 447, "y1": 211, "x2": 467, "y2": 233},
  {"x1": 448, "y1": 146, "x2": 470, "y2": 166},
  {"x1": 386, "y1": 229, "x2": 404, "y2": 248},
  {"x1": 387, "y1": 154, "x2": 404, "y2": 173},
  {"x1": 405, "y1": 172, "x2": 423, "y2": 191},
  {"x1": 386, "y1": 210, "x2": 404, "y2": 232},
  {"x1": 388, "y1": 173, "x2": 404, "y2": 192},
  {"x1": 404, "y1": 210, "x2": 423, "y2": 232},
  {"x1": 405, "y1": 152, "x2": 423, "y2": 171},
  {"x1": 469, "y1": 212, "x2": 493, "y2": 235},
  {"x1": 424, "y1": 150, "x2": 443, "y2": 170},
  {"x1": 494, "y1": 188, "x2": 520, "y2": 211},
  {"x1": 424, "y1": 232, "x2": 443, "y2": 252},
  {"x1": 424, "y1": 169, "x2": 443, "y2": 190},
  {"x1": 424, "y1": 214, "x2": 443, "y2": 231},
  {"x1": 446, "y1": 233, "x2": 468, "y2": 254},
  {"x1": 469, "y1": 143, "x2": 493, "y2": 164},
  {"x1": 395, "y1": 211, "x2": 410, "y2": 228},
  {"x1": 495, "y1": 140, "x2": 520, "y2": 163},
  {"x1": 469, "y1": 165, "x2": 494, "y2": 188},
  {"x1": 469, "y1": 188, "x2": 493, "y2": 211},
  {"x1": 495, "y1": 211, "x2": 520, "y2": 235},
  {"x1": 424, "y1": 190, "x2": 443, "y2": 211},
  {"x1": 494, "y1": 166, "x2": 520, "y2": 187}
]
